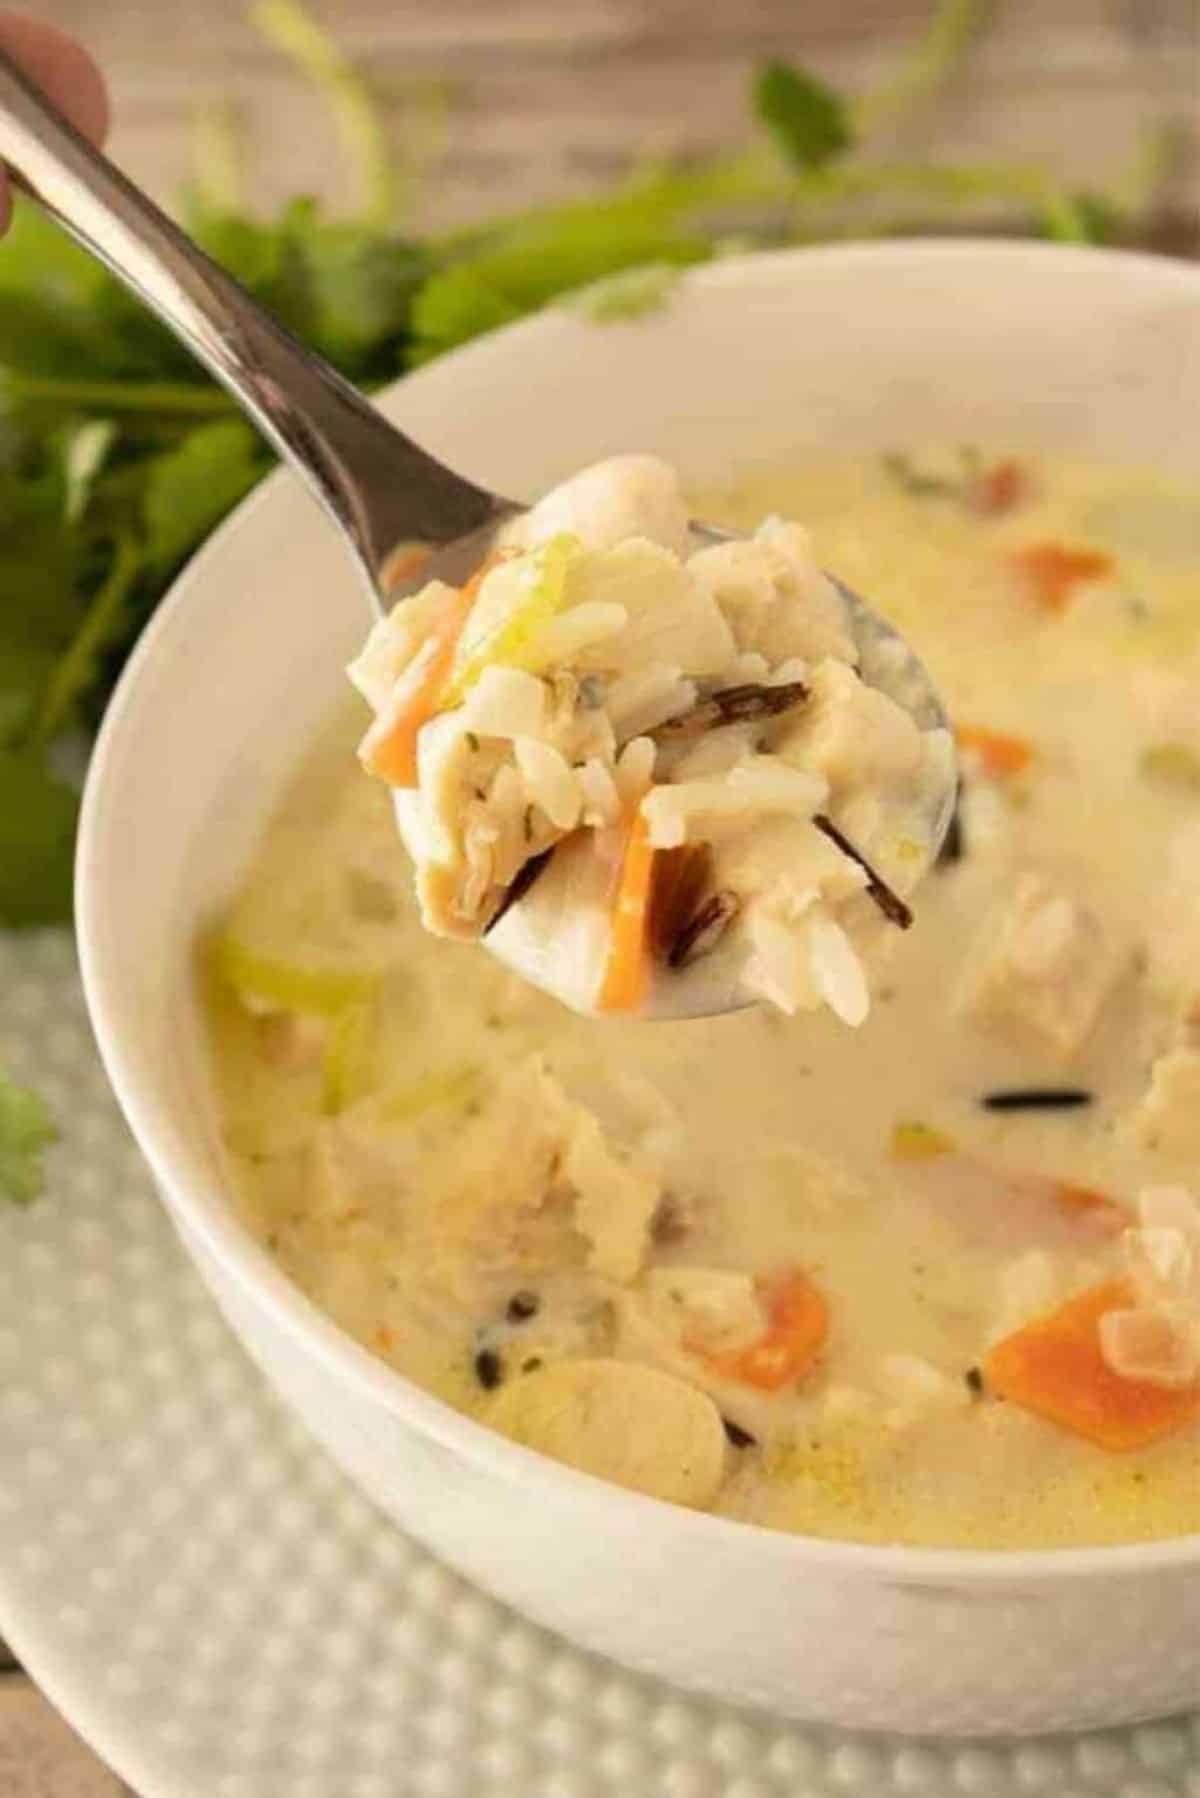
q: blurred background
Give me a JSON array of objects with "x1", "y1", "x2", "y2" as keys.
[{"x1": 11, "y1": 0, "x2": 1200, "y2": 240}]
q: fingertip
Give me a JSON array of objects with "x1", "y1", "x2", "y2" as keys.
[{"x1": 0, "y1": 13, "x2": 110, "y2": 148}]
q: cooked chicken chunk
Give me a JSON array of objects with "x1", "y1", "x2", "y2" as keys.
[
  {"x1": 1130, "y1": 1048, "x2": 1200, "y2": 1161},
  {"x1": 957, "y1": 872, "x2": 1125, "y2": 1061}
]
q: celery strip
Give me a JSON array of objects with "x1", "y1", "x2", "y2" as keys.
[
  {"x1": 214, "y1": 935, "x2": 379, "y2": 1017},
  {"x1": 440, "y1": 534, "x2": 579, "y2": 707},
  {"x1": 321, "y1": 1002, "x2": 375, "y2": 1115}
]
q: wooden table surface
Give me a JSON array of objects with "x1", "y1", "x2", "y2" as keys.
[{"x1": 2, "y1": 0, "x2": 1197, "y2": 1791}]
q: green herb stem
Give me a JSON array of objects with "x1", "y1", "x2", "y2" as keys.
[
  {"x1": 190, "y1": 98, "x2": 248, "y2": 216},
  {"x1": 251, "y1": 0, "x2": 396, "y2": 227},
  {"x1": 0, "y1": 373, "x2": 233, "y2": 414},
  {"x1": 32, "y1": 533, "x2": 142, "y2": 744},
  {"x1": 854, "y1": 0, "x2": 990, "y2": 140}
]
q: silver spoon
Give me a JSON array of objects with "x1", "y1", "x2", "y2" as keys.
[{"x1": 0, "y1": 51, "x2": 955, "y2": 1021}]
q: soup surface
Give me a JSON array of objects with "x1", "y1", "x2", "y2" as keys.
[{"x1": 202, "y1": 449, "x2": 1200, "y2": 1548}]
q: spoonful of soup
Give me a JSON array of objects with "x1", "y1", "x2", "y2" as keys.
[
  {"x1": 353, "y1": 455, "x2": 956, "y2": 1021},
  {"x1": 0, "y1": 52, "x2": 955, "y2": 1022}
]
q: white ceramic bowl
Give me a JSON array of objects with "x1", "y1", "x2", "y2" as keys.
[{"x1": 77, "y1": 242, "x2": 1200, "y2": 1738}]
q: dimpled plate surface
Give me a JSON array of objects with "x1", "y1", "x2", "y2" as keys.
[{"x1": 2, "y1": 930, "x2": 1199, "y2": 1798}]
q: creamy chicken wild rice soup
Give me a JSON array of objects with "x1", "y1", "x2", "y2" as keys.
[{"x1": 202, "y1": 447, "x2": 1200, "y2": 1549}]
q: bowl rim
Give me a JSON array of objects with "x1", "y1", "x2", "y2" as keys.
[{"x1": 78, "y1": 236, "x2": 1200, "y2": 1585}]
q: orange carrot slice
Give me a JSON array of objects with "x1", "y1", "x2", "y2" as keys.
[
  {"x1": 956, "y1": 724, "x2": 1034, "y2": 778},
  {"x1": 1053, "y1": 1181, "x2": 1118, "y2": 1216},
  {"x1": 1050, "y1": 1182, "x2": 1127, "y2": 1237},
  {"x1": 970, "y1": 458, "x2": 1029, "y2": 517},
  {"x1": 360, "y1": 554, "x2": 502, "y2": 788},
  {"x1": 984, "y1": 1279, "x2": 1200, "y2": 1451},
  {"x1": 700, "y1": 1270, "x2": 829, "y2": 1392},
  {"x1": 1011, "y1": 541, "x2": 1114, "y2": 614},
  {"x1": 597, "y1": 806, "x2": 656, "y2": 1012}
]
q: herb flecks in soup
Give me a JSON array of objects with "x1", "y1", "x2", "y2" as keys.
[
  {"x1": 201, "y1": 450, "x2": 1200, "y2": 1548},
  {"x1": 348, "y1": 455, "x2": 950, "y2": 1021}
]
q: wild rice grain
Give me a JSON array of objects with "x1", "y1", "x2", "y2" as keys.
[
  {"x1": 655, "y1": 680, "x2": 809, "y2": 741},
  {"x1": 813, "y1": 814, "x2": 913, "y2": 929},
  {"x1": 937, "y1": 786, "x2": 966, "y2": 868},
  {"x1": 981, "y1": 1088, "x2": 1093, "y2": 1112},
  {"x1": 484, "y1": 848, "x2": 554, "y2": 934},
  {"x1": 667, "y1": 890, "x2": 741, "y2": 969},
  {"x1": 506, "y1": 1290, "x2": 540, "y2": 1323}
]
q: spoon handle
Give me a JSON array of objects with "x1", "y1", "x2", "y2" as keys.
[{"x1": 0, "y1": 51, "x2": 504, "y2": 590}]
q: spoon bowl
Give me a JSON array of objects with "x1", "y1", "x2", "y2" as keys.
[{"x1": 421, "y1": 527, "x2": 957, "y2": 1021}]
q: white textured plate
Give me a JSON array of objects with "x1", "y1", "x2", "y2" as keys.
[{"x1": 2, "y1": 928, "x2": 1199, "y2": 1797}]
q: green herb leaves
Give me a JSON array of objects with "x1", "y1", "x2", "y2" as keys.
[
  {"x1": 754, "y1": 60, "x2": 854, "y2": 171},
  {"x1": 0, "y1": 751, "x2": 78, "y2": 927},
  {"x1": 143, "y1": 420, "x2": 265, "y2": 577},
  {"x1": 189, "y1": 199, "x2": 429, "y2": 380},
  {"x1": 570, "y1": 262, "x2": 685, "y2": 324},
  {"x1": 410, "y1": 182, "x2": 711, "y2": 361},
  {"x1": 0, "y1": 1065, "x2": 58, "y2": 1205}
]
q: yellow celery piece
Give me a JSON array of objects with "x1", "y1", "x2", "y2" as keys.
[
  {"x1": 891, "y1": 1120, "x2": 957, "y2": 1162},
  {"x1": 1140, "y1": 744, "x2": 1200, "y2": 792},
  {"x1": 380, "y1": 1063, "x2": 482, "y2": 1124},
  {"x1": 320, "y1": 1002, "x2": 375, "y2": 1116},
  {"x1": 439, "y1": 532, "x2": 580, "y2": 708},
  {"x1": 213, "y1": 934, "x2": 380, "y2": 1018}
]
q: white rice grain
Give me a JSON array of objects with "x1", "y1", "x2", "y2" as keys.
[
  {"x1": 485, "y1": 762, "x2": 530, "y2": 876},
  {"x1": 806, "y1": 908, "x2": 869, "y2": 1027},
  {"x1": 642, "y1": 756, "x2": 827, "y2": 850},
  {"x1": 764, "y1": 655, "x2": 810, "y2": 688},
  {"x1": 670, "y1": 725, "x2": 759, "y2": 781},
  {"x1": 742, "y1": 909, "x2": 820, "y2": 1015},
  {"x1": 538, "y1": 602, "x2": 628, "y2": 667},
  {"x1": 607, "y1": 664, "x2": 697, "y2": 739},
  {"x1": 615, "y1": 736, "x2": 657, "y2": 804},
  {"x1": 514, "y1": 737, "x2": 583, "y2": 831},
  {"x1": 461, "y1": 665, "x2": 548, "y2": 739},
  {"x1": 727, "y1": 651, "x2": 770, "y2": 683},
  {"x1": 578, "y1": 757, "x2": 622, "y2": 828}
]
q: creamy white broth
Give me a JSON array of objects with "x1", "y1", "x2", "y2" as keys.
[{"x1": 201, "y1": 451, "x2": 1200, "y2": 1549}]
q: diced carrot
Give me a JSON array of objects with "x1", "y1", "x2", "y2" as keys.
[
  {"x1": 380, "y1": 543, "x2": 432, "y2": 592},
  {"x1": 970, "y1": 459, "x2": 1030, "y2": 517},
  {"x1": 360, "y1": 553, "x2": 503, "y2": 788},
  {"x1": 1047, "y1": 1181, "x2": 1127, "y2": 1238},
  {"x1": 956, "y1": 724, "x2": 1034, "y2": 778},
  {"x1": 1054, "y1": 1182, "x2": 1117, "y2": 1216},
  {"x1": 984, "y1": 1279, "x2": 1200, "y2": 1451},
  {"x1": 700, "y1": 1270, "x2": 829, "y2": 1392},
  {"x1": 597, "y1": 806, "x2": 657, "y2": 1012},
  {"x1": 1011, "y1": 541, "x2": 1114, "y2": 614}
]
